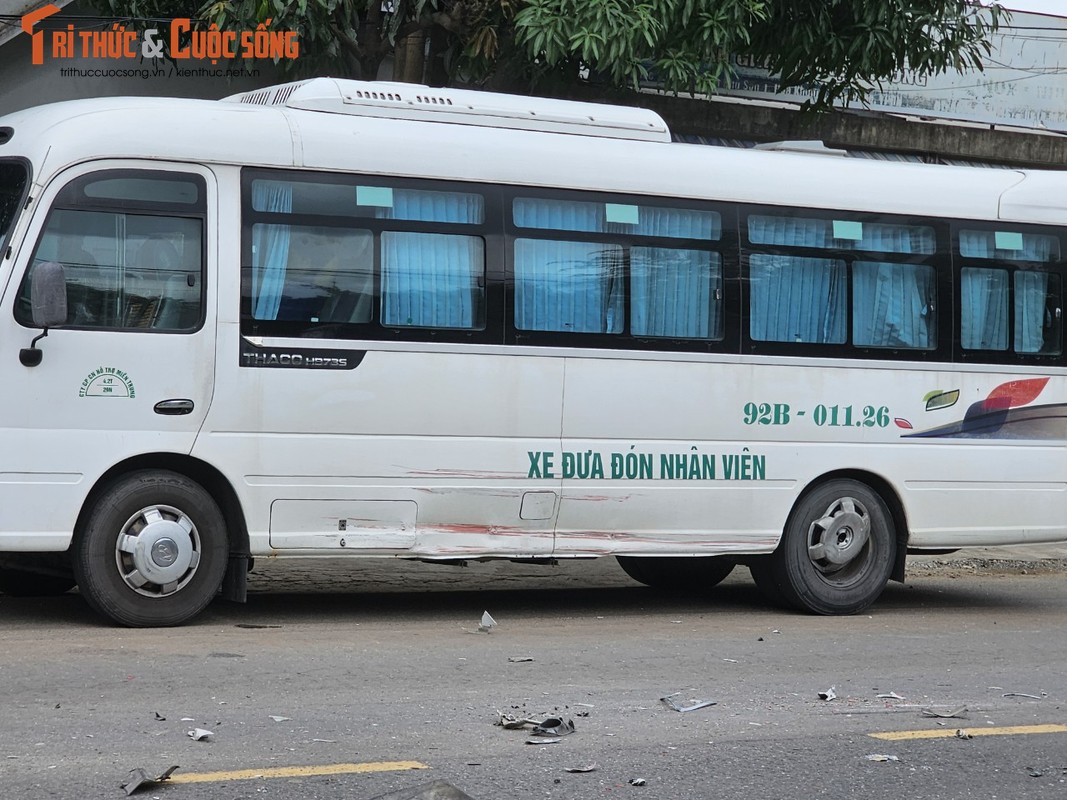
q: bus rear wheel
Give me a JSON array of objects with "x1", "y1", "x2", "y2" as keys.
[
  {"x1": 73, "y1": 470, "x2": 228, "y2": 627},
  {"x1": 769, "y1": 479, "x2": 896, "y2": 615},
  {"x1": 616, "y1": 556, "x2": 735, "y2": 591}
]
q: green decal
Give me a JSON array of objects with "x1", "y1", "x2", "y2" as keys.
[
  {"x1": 79, "y1": 366, "x2": 136, "y2": 399},
  {"x1": 527, "y1": 448, "x2": 766, "y2": 481}
]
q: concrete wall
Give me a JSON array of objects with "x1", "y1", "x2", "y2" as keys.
[{"x1": 567, "y1": 88, "x2": 1067, "y2": 170}]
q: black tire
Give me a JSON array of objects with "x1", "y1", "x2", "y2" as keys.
[
  {"x1": 747, "y1": 557, "x2": 796, "y2": 610},
  {"x1": 616, "y1": 556, "x2": 735, "y2": 591},
  {"x1": 0, "y1": 568, "x2": 75, "y2": 597},
  {"x1": 767, "y1": 479, "x2": 896, "y2": 615},
  {"x1": 73, "y1": 471, "x2": 228, "y2": 627}
]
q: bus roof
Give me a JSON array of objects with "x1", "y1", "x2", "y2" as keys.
[{"x1": 0, "y1": 78, "x2": 1062, "y2": 224}]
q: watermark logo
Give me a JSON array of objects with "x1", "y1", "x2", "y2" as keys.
[
  {"x1": 22, "y1": 3, "x2": 61, "y2": 65},
  {"x1": 19, "y1": 7, "x2": 299, "y2": 67}
]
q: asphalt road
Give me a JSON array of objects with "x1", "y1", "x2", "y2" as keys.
[{"x1": 1, "y1": 555, "x2": 1065, "y2": 799}]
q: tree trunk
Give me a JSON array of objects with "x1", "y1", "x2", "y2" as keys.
[{"x1": 393, "y1": 30, "x2": 426, "y2": 84}]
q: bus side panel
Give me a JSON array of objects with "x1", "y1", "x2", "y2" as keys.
[
  {"x1": 555, "y1": 357, "x2": 1067, "y2": 555},
  {"x1": 195, "y1": 334, "x2": 564, "y2": 559}
]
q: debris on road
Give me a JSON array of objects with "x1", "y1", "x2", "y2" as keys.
[
  {"x1": 120, "y1": 765, "x2": 179, "y2": 796},
  {"x1": 530, "y1": 717, "x2": 575, "y2": 737},
  {"x1": 660, "y1": 692, "x2": 716, "y2": 713},
  {"x1": 629, "y1": 778, "x2": 647, "y2": 786},
  {"x1": 1003, "y1": 692, "x2": 1045, "y2": 699},
  {"x1": 495, "y1": 712, "x2": 543, "y2": 730},
  {"x1": 865, "y1": 754, "x2": 900, "y2": 762},
  {"x1": 876, "y1": 692, "x2": 904, "y2": 700},
  {"x1": 525, "y1": 737, "x2": 561, "y2": 745},
  {"x1": 818, "y1": 687, "x2": 837, "y2": 701},
  {"x1": 186, "y1": 728, "x2": 214, "y2": 742},
  {"x1": 921, "y1": 706, "x2": 968, "y2": 719},
  {"x1": 153, "y1": 712, "x2": 165, "y2": 721},
  {"x1": 269, "y1": 715, "x2": 291, "y2": 722},
  {"x1": 477, "y1": 612, "x2": 497, "y2": 633},
  {"x1": 564, "y1": 764, "x2": 598, "y2": 773},
  {"x1": 955, "y1": 729, "x2": 973, "y2": 740},
  {"x1": 507, "y1": 657, "x2": 534, "y2": 663}
]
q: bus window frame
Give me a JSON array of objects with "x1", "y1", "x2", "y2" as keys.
[
  {"x1": 13, "y1": 167, "x2": 209, "y2": 336},
  {"x1": 239, "y1": 167, "x2": 506, "y2": 346},
  {"x1": 502, "y1": 184, "x2": 739, "y2": 354},
  {"x1": 952, "y1": 220, "x2": 1067, "y2": 365},
  {"x1": 739, "y1": 204, "x2": 953, "y2": 363}
]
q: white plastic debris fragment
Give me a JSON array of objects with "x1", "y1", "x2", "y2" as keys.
[
  {"x1": 818, "y1": 687, "x2": 837, "y2": 701},
  {"x1": 865, "y1": 754, "x2": 900, "y2": 762},
  {"x1": 1003, "y1": 692, "x2": 1044, "y2": 699},
  {"x1": 186, "y1": 728, "x2": 214, "y2": 742},
  {"x1": 660, "y1": 692, "x2": 716, "y2": 713},
  {"x1": 564, "y1": 764, "x2": 598, "y2": 773},
  {"x1": 876, "y1": 692, "x2": 904, "y2": 700},
  {"x1": 478, "y1": 611, "x2": 497, "y2": 633},
  {"x1": 629, "y1": 778, "x2": 647, "y2": 786},
  {"x1": 121, "y1": 765, "x2": 179, "y2": 796},
  {"x1": 921, "y1": 706, "x2": 968, "y2": 719},
  {"x1": 269, "y1": 716, "x2": 291, "y2": 722},
  {"x1": 525, "y1": 737, "x2": 561, "y2": 745}
]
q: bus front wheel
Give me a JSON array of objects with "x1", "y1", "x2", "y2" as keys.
[
  {"x1": 73, "y1": 470, "x2": 228, "y2": 627},
  {"x1": 770, "y1": 480, "x2": 896, "y2": 615},
  {"x1": 616, "y1": 556, "x2": 734, "y2": 591}
]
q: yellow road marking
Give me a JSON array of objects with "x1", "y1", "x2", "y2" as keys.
[
  {"x1": 870, "y1": 723, "x2": 1067, "y2": 741},
  {"x1": 167, "y1": 760, "x2": 429, "y2": 784}
]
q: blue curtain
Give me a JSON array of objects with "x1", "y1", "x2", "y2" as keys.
[
  {"x1": 961, "y1": 267, "x2": 1009, "y2": 350},
  {"x1": 381, "y1": 232, "x2": 482, "y2": 328},
  {"x1": 514, "y1": 198, "x2": 607, "y2": 232},
  {"x1": 515, "y1": 239, "x2": 624, "y2": 333},
  {"x1": 852, "y1": 262, "x2": 934, "y2": 348},
  {"x1": 750, "y1": 254, "x2": 846, "y2": 343},
  {"x1": 959, "y1": 230, "x2": 1057, "y2": 262},
  {"x1": 749, "y1": 216, "x2": 934, "y2": 253},
  {"x1": 251, "y1": 181, "x2": 293, "y2": 320},
  {"x1": 514, "y1": 198, "x2": 719, "y2": 240},
  {"x1": 378, "y1": 191, "x2": 484, "y2": 328},
  {"x1": 631, "y1": 248, "x2": 720, "y2": 338},
  {"x1": 377, "y1": 189, "x2": 484, "y2": 224},
  {"x1": 748, "y1": 215, "x2": 936, "y2": 346},
  {"x1": 959, "y1": 231, "x2": 1055, "y2": 352},
  {"x1": 1014, "y1": 271, "x2": 1051, "y2": 354}
]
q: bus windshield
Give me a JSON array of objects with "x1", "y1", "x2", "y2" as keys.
[{"x1": 0, "y1": 161, "x2": 28, "y2": 257}]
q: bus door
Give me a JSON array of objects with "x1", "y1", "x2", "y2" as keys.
[{"x1": 0, "y1": 164, "x2": 216, "y2": 544}]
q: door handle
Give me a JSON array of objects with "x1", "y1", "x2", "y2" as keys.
[{"x1": 153, "y1": 399, "x2": 194, "y2": 415}]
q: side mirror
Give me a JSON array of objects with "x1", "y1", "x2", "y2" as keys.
[
  {"x1": 20, "y1": 261, "x2": 68, "y2": 367},
  {"x1": 31, "y1": 261, "x2": 68, "y2": 328}
]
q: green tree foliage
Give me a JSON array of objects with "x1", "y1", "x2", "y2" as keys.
[
  {"x1": 515, "y1": 0, "x2": 1005, "y2": 107},
  {"x1": 97, "y1": 0, "x2": 1004, "y2": 108}
]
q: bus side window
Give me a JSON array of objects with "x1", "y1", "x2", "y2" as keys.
[{"x1": 14, "y1": 170, "x2": 206, "y2": 333}]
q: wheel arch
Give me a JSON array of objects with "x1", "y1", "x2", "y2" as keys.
[
  {"x1": 793, "y1": 469, "x2": 909, "y2": 583},
  {"x1": 72, "y1": 454, "x2": 250, "y2": 598}
]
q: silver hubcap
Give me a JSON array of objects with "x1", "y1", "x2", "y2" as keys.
[
  {"x1": 807, "y1": 497, "x2": 871, "y2": 577},
  {"x1": 114, "y1": 505, "x2": 201, "y2": 597}
]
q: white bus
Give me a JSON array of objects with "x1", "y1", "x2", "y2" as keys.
[{"x1": 0, "y1": 78, "x2": 1064, "y2": 627}]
